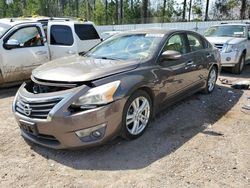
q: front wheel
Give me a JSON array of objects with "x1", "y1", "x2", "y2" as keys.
[
  {"x1": 121, "y1": 90, "x2": 152, "y2": 140},
  {"x1": 203, "y1": 66, "x2": 218, "y2": 94},
  {"x1": 232, "y1": 53, "x2": 245, "y2": 74}
]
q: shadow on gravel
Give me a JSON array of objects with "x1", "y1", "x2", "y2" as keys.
[
  {"x1": 0, "y1": 86, "x2": 19, "y2": 99},
  {"x1": 30, "y1": 83, "x2": 244, "y2": 171},
  {"x1": 220, "y1": 61, "x2": 250, "y2": 79}
]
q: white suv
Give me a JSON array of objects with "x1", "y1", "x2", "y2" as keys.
[
  {"x1": 205, "y1": 23, "x2": 250, "y2": 74},
  {"x1": 0, "y1": 17, "x2": 101, "y2": 86}
]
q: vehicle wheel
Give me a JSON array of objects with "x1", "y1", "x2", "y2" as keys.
[
  {"x1": 121, "y1": 90, "x2": 152, "y2": 140},
  {"x1": 203, "y1": 66, "x2": 218, "y2": 94},
  {"x1": 232, "y1": 53, "x2": 245, "y2": 74}
]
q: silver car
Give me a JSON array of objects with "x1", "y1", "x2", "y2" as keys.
[{"x1": 205, "y1": 23, "x2": 250, "y2": 74}]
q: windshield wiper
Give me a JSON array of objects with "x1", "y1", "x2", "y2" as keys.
[{"x1": 94, "y1": 56, "x2": 120, "y2": 61}]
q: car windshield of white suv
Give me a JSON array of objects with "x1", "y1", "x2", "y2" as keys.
[
  {"x1": 86, "y1": 33, "x2": 164, "y2": 61},
  {"x1": 0, "y1": 23, "x2": 11, "y2": 38},
  {"x1": 204, "y1": 25, "x2": 246, "y2": 38}
]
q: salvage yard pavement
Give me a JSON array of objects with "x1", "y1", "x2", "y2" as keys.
[{"x1": 0, "y1": 65, "x2": 250, "y2": 188}]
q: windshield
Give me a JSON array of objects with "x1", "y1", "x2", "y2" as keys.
[
  {"x1": 204, "y1": 25, "x2": 246, "y2": 38},
  {"x1": 86, "y1": 33, "x2": 164, "y2": 61},
  {"x1": 0, "y1": 23, "x2": 11, "y2": 38}
]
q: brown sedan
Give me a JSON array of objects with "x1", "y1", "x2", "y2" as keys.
[{"x1": 13, "y1": 29, "x2": 221, "y2": 149}]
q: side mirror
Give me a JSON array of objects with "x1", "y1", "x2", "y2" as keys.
[
  {"x1": 4, "y1": 39, "x2": 20, "y2": 50},
  {"x1": 161, "y1": 50, "x2": 182, "y2": 60}
]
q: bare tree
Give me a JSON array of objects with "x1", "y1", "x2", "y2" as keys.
[
  {"x1": 142, "y1": 0, "x2": 148, "y2": 23},
  {"x1": 188, "y1": 0, "x2": 192, "y2": 21},
  {"x1": 162, "y1": 0, "x2": 167, "y2": 22},
  {"x1": 182, "y1": 0, "x2": 187, "y2": 21},
  {"x1": 105, "y1": 0, "x2": 108, "y2": 24},
  {"x1": 240, "y1": 0, "x2": 247, "y2": 19},
  {"x1": 205, "y1": 0, "x2": 210, "y2": 21},
  {"x1": 120, "y1": 0, "x2": 123, "y2": 24}
]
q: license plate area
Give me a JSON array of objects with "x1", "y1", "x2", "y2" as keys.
[{"x1": 19, "y1": 120, "x2": 38, "y2": 136}]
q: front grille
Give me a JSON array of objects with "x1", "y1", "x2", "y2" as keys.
[
  {"x1": 15, "y1": 97, "x2": 61, "y2": 120},
  {"x1": 214, "y1": 44, "x2": 224, "y2": 50}
]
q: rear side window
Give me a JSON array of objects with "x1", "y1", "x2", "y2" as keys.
[
  {"x1": 187, "y1": 34, "x2": 204, "y2": 52},
  {"x1": 74, "y1": 24, "x2": 100, "y2": 40},
  {"x1": 164, "y1": 34, "x2": 187, "y2": 54},
  {"x1": 50, "y1": 25, "x2": 73, "y2": 46}
]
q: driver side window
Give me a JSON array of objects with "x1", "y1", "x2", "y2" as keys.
[
  {"x1": 9, "y1": 26, "x2": 44, "y2": 48},
  {"x1": 164, "y1": 34, "x2": 187, "y2": 54}
]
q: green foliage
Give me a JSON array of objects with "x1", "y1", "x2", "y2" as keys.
[
  {"x1": 0, "y1": 0, "x2": 249, "y2": 24},
  {"x1": 192, "y1": 0, "x2": 203, "y2": 19}
]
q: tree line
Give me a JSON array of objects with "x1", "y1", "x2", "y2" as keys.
[{"x1": 0, "y1": 0, "x2": 249, "y2": 25}]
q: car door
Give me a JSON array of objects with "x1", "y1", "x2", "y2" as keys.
[
  {"x1": 47, "y1": 23, "x2": 78, "y2": 60},
  {"x1": 185, "y1": 32, "x2": 209, "y2": 85},
  {"x1": 0, "y1": 24, "x2": 49, "y2": 83},
  {"x1": 157, "y1": 33, "x2": 197, "y2": 100}
]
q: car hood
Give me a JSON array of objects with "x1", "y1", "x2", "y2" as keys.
[
  {"x1": 32, "y1": 55, "x2": 139, "y2": 82},
  {"x1": 206, "y1": 37, "x2": 246, "y2": 45}
]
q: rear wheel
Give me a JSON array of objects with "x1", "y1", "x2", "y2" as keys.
[
  {"x1": 121, "y1": 90, "x2": 152, "y2": 140},
  {"x1": 203, "y1": 66, "x2": 218, "y2": 94},
  {"x1": 232, "y1": 53, "x2": 245, "y2": 74}
]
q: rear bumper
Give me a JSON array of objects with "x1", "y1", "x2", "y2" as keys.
[{"x1": 13, "y1": 83, "x2": 126, "y2": 149}]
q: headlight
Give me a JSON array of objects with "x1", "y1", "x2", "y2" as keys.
[
  {"x1": 224, "y1": 44, "x2": 239, "y2": 53},
  {"x1": 72, "y1": 81, "x2": 120, "y2": 108}
]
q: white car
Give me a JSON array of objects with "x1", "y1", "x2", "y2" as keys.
[
  {"x1": 205, "y1": 23, "x2": 250, "y2": 74},
  {"x1": 0, "y1": 17, "x2": 101, "y2": 86}
]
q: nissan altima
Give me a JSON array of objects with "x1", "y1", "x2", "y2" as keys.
[{"x1": 13, "y1": 29, "x2": 221, "y2": 149}]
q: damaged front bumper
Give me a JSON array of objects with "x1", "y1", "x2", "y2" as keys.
[{"x1": 12, "y1": 82, "x2": 126, "y2": 149}]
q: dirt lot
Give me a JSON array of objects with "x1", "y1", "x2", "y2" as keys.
[{"x1": 0, "y1": 66, "x2": 250, "y2": 188}]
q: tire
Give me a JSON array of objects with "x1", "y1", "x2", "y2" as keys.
[
  {"x1": 203, "y1": 66, "x2": 218, "y2": 94},
  {"x1": 121, "y1": 90, "x2": 152, "y2": 140},
  {"x1": 232, "y1": 53, "x2": 245, "y2": 74}
]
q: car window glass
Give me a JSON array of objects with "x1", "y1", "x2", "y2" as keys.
[
  {"x1": 0, "y1": 23, "x2": 11, "y2": 38},
  {"x1": 9, "y1": 27, "x2": 43, "y2": 47},
  {"x1": 204, "y1": 25, "x2": 246, "y2": 38},
  {"x1": 87, "y1": 34, "x2": 163, "y2": 61},
  {"x1": 50, "y1": 25, "x2": 73, "y2": 46},
  {"x1": 187, "y1": 34, "x2": 204, "y2": 52},
  {"x1": 74, "y1": 24, "x2": 100, "y2": 40},
  {"x1": 164, "y1": 34, "x2": 187, "y2": 54},
  {"x1": 248, "y1": 27, "x2": 250, "y2": 38}
]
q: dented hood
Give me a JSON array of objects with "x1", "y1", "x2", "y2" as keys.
[{"x1": 32, "y1": 55, "x2": 139, "y2": 82}]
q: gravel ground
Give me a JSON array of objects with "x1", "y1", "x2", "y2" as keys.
[{"x1": 0, "y1": 65, "x2": 250, "y2": 188}]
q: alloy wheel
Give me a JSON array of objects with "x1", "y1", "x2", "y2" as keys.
[
  {"x1": 208, "y1": 68, "x2": 217, "y2": 92},
  {"x1": 126, "y1": 96, "x2": 151, "y2": 135}
]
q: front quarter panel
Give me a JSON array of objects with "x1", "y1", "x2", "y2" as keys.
[{"x1": 92, "y1": 62, "x2": 160, "y2": 109}]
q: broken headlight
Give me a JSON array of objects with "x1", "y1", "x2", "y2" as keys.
[{"x1": 72, "y1": 81, "x2": 120, "y2": 109}]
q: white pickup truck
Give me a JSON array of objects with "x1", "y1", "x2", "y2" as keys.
[{"x1": 0, "y1": 18, "x2": 101, "y2": 86}]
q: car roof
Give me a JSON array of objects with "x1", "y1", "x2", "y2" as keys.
[
  {"x1": 0, "y1": 17, "x2": 94, "y2": 27},
  {"x1": 213, "y1": 23, "x2": 250, "y2": 27},
  {"x1": 120, "y1": 28, "x2": 199, "y2": 36}
]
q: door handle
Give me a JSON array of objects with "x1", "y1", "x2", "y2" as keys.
[
  {"x1": 35, "y1": 51, "x2": 47, "y2": 55},
  {"x1": 186, "y1": 61, "x2": 194, "y2": 66},
  {"x1": 185, "y1": 61, "x2": 196, "y2": 70},
  {"x1": 66, "y1": 50, "x2": 76, "y2": 55}
]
